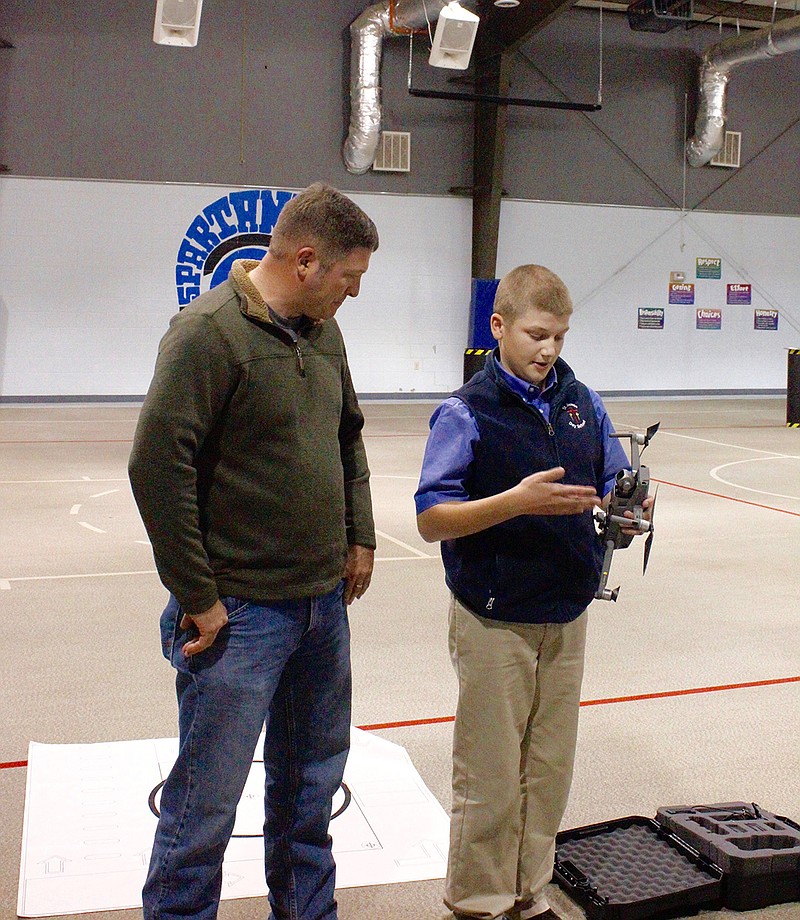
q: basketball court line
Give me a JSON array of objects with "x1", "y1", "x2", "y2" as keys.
[{"x1": 4, "y1": 675, "x2": 799, "y2": 772}]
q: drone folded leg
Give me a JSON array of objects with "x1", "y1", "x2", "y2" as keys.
[{"x1": 595, "y1": 539, "x2": 620, "y2": 602}]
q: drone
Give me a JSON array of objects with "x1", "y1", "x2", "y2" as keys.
[{"x1": 593, "y1": 422, "x2": 660, "y2": 602}]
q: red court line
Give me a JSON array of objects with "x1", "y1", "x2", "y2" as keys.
[
  {"x1": 654, "y1": 478, "x2": 800, "y2": 517},
  {"x1": 358, "y1": 675, "x2": 800, "y2": 731},
  {"x1": 3, "y1": 675, "x2": 798, "y2": 768},
  {"x1": 579, "y1": 674, "x2": 800, "y2": 707}
]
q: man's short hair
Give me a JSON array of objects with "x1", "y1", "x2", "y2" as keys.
[
  {"x1": 269, "y1": 182, "x2": 379, "y2": 266},
  {"x1": 493, "y1": 265, "x2": 573, "y2": 321}
]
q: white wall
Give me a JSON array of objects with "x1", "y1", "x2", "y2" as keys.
[
  {"x1": 498, "y1": 200, "x2": 800, "y2": 393},
  {"x1": 0, "y1": 177, "x2": 472, "y2": 398},
  {"x1": 0, "y1": 176, "x2": 797, "y2": 398}
]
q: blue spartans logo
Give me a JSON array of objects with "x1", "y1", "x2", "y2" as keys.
[{"x1": 175, "y1": 189, "x2": 296, "y2": 306}]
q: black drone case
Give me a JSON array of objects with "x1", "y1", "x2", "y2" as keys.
[{"x1": 554, "y1": 803, "x2": 800, "y2": 919}]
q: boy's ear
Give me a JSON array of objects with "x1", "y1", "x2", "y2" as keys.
[{"x1": 490, "y1": 312, "x2": 504, "y2": 342}]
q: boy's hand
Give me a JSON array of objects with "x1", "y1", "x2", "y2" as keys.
[
  {"x1": 513, "y1": 466, "x2": 601, "y2": 516},
  {"x1": 620, "y1": 493, "x2": 654, "y2": 536},
  {"x1": 417, "y1": 467, "x2": 600, "y2": 542}
]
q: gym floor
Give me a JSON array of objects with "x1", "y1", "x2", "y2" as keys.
[{"x1": 1, "y1": 396, "x2": 799, "y2": 920}]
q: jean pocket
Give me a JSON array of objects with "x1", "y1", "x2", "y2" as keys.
[
  {"x1": 219, "y1": 596, "x2": 251, "y2": 621},
  {"x1": 159, "y1": 595, "x2": 182, "y2": 662},
  {"x1": 159, "y1": 595, "x2": 195, "y2": 673}
]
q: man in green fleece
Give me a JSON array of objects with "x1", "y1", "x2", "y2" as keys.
[{"x1": 129, "y1": 183, "x2": 379, "y2": 920}]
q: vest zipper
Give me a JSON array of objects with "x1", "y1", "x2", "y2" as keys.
[{"x1": 295, "y1": 344, "x2": 306, "y2": 377}]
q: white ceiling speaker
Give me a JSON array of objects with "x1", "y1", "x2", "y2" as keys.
[
  {"x1": 153, "y1": 0, "x2": 203, "y2": 47},
  {"x1": 428, "y1": 2, "x2": 480, "y2": 70}
]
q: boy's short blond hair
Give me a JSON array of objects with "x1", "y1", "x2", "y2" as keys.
[{"x1": 493, "y1": 265, "x2": 573, "y2": 321}]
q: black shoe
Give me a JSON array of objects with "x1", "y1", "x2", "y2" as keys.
[{"x1": 509, "y1": 910, "x2": 563, "y2": 920}]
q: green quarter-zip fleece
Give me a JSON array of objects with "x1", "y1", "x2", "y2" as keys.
[{"x1": 129, "y1": 260, "x2": 375, "y2": 617}]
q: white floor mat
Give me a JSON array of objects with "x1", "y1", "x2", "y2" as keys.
[{"x1": 18, "y1": 727, "x2": 449, "y2": 917}]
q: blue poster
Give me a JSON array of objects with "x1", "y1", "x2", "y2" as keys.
[{"x1": 638, "y1": 308, "x2": 665, "y2": 329}]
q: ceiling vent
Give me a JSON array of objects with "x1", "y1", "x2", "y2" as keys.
[
  {"x1": 709, "y1": 130, "x2": 741, "y2": 167},
  {"x1": 627, "y1": 0, "x2": 692, "y2": 32},
  {"x1": 372, "y1": 131, "x2": 411, "y2": 172}
]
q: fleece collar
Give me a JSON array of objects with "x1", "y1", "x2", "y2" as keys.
[{"x1": 230, "y1": 259, "x2": 272, "y2": 324}]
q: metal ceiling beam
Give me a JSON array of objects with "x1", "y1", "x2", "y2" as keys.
[
  {"x1": 576, "y1": 0, "x2": 797, "y2": 26},
  {"x1": 471, "y1": 48, "x2": 513, "y2": 279},
  {"x1": 470, "y1": 1, "x2": 580, "y2": 281},
  {"x1": 477, "y1": 0, "x2": 581, "y2": 57}
]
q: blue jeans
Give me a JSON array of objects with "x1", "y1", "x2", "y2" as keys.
[{"x1": 142, "y1": 583, "x2": 351, "y2": 920}]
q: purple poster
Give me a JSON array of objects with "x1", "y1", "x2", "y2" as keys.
[
  {"x1": 669, "y1": 283, "x2": 695, "y2": 305},
  {"x1": 727, "y1": 283, "x2": 752, "y2": 305},
  {"x1": 754, "y1": 309, "x2": 778, "y2": 330},
  {"x1": 696, "y1": 308, "x2": 722, "y2": 330}
]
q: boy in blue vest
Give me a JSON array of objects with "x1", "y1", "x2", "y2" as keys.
[{"x1": 416, "y1": 264, "x2": 644, "y2": 920}]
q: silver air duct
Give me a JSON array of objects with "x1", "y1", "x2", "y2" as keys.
[
  {"x1": 686, "y1": 13, "x2": 800, "y2": 167},
  {"x1": 344, "y1": 1, "x2": 448, "y2": 174}
]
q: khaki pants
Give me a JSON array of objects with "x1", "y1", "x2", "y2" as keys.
[{"x1": 444, "y1": 595, "x2": 588, "y2": 920}]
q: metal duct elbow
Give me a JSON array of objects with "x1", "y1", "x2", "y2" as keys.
[
  {"x1": 343, "y1": 1, "x2": 452, "y2": 175},
  {"x1": 343, "y1": 4, "x2": 392, "y2": 175},
  {"x1": 685, "y1": 57, "x2": 729, "y2": 167},
  {"x1": 686, "y1": 13, "x2": 800, "y2": 167}
]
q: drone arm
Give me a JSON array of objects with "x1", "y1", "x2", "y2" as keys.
[{"x1": 595, "y1": 539, "x2": 619, "y2": 602}]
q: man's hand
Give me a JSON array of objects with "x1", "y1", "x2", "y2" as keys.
[
  {"x1": 343, "y1": 544, "x2": 374, "y2": 605},
  {"x1": 511, "y1": 467, "x2": 601, "y2": 516},
  {"x1": 181, "y1": 599, "x2": 229, "y2": 657}
]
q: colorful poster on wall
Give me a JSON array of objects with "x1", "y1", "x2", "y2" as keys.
[
  {"x1": 727, "y1": 283, "x2": 752, "y2": 304},
  {"x1": 696, "y1": 308, "x2": 722, "y2": 330},
  {"x1": 638, "y1": 308, "x2": 665, "y2": 329},
  {"x1": 696, "y1": 257, "x2": 722, "y2": 279},
  {"x1": 754, "y1": 309, "x2": 779, "y2": 330},
  {"x1": 669, "y1": 283, "x2": 695, "y2": 304}
]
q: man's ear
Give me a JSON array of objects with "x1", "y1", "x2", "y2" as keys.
[
  {"x1": 296, "y1": 246, "x2": 316, "y2": 277},
  {"x1": 490, "y1": 312, "x2": 504, "y2": 342}
]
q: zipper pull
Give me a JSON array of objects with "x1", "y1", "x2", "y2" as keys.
[
  {"x1": 295, "y1": 344, "x2": 306, "y2": 377},
  {"x1": 547, "y1": 422, "x2": 554, "y2": 436}
]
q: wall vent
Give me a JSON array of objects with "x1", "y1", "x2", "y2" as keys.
[
  {"x1": 709, "y1": 131, "x2": 741, "y2": 168},
  {"x1": 372, "y1": 131, "x2": 411, "y2": 172}
]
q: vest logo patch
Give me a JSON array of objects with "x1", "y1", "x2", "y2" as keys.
[{"x1": 565, "y1": 403, "x2": 586, "y2": 429}]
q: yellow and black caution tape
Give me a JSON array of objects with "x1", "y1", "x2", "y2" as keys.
[
  {"x1": 790, "y1": 349, "x2": 800, "y2": 356},
  {"x1": 465, "y1": 348, "x2": 492, "y2": 356},
  {"x1": 787, "y1": 422, "x2": 800, "y2": 428}
]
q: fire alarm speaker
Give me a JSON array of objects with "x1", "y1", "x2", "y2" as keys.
[
  {"x1": 153, "y1": 0, "x2": 204, "y2": 47},
  {"x1": 428, "y1": 2, "x2": 480, "y2": 70}
]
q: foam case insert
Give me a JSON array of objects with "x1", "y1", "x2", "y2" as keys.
[
  {"x1": 656, "y1": 802, "x2": 800, "y2": 910},
  {"x1": 553, "y1": 816, "x2": 723, "y2": 920}
]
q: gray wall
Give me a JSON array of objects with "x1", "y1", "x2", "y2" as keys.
[
  {"x1": 2, "y1": 1, "x2": 799, "y2": 213},
  {"x1": 508, "y1": 8, "x2": 800, "y2": 214},
  {"x1": 0, "y1": 0, "x2": 473, "y2": 194}
]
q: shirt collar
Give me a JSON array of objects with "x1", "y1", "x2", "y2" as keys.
[{"x1": 493, "y1": 353, "x2": 558, "y2": 403}]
